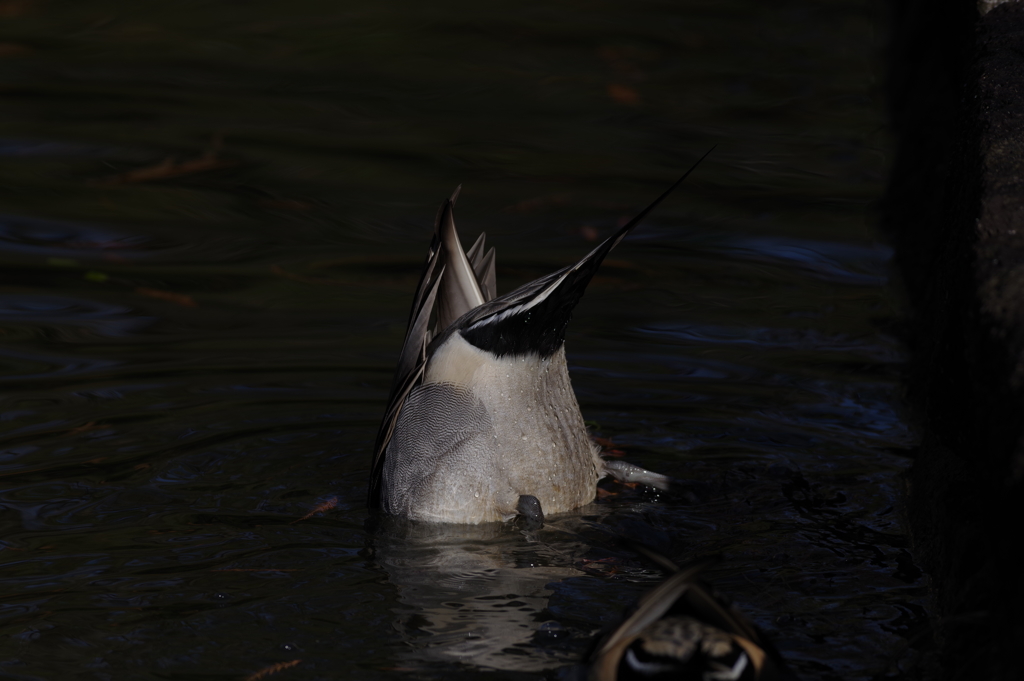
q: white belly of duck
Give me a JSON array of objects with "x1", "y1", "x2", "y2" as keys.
[{"x1": 382, "y1": 333, "x2": 602, "y2": 523}]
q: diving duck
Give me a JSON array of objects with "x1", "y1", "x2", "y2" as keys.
[{"x1": 367, "y1": 152, "x2": 710, "y2": 523}]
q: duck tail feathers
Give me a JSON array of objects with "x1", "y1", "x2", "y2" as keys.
[{"x1": 435, "y1": 193, "x2": 487, "y2": 332}]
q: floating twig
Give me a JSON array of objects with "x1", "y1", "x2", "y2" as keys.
[
  {"x1": 291, "y1": 497, "x2": 338, "y2": 524},
  {"x1": 245, "y1": 659, "x2": 301, "y2": 681},
  {"x1": 104, "y1": 151, "x2": 235, "y2": 184},
  {"x1": 135, "y1": 287, "x2": 197, "y2": 307}
]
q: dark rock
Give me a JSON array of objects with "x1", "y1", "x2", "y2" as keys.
[{"x1": 884, "y1": 1, "x2": 1024, "y2": 678}]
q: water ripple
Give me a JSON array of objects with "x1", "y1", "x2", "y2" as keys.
[
  {"x1": 0, "y1": 295, "x2": 152, "y2": 338},
  {"x1": 0, "y1": 216, "x2": 171, "y2": 260}
]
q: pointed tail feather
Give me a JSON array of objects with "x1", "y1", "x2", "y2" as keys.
[
  {"x1": 466, "y1": 232, "x2": 486, "y2": 269},
  {"x1": 435, "y1": 198, "x2": 486, "y2": 332},
  {"x1": 476, "y1": 247, "x2": 496, "y2": 301},
  {"x1": 460, "y1": 148, "x2": 715, "y2": 357},
  {"x1": 572, "y1": 146, "x2": 716, "y2": 279}
]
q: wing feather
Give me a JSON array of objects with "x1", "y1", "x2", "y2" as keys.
[
  {"x1": 367, "y1": 265, "x2": 444, "y2": 507},
  {"x1": 368, "y1": 186, "x2": 489, "y2": 508}
]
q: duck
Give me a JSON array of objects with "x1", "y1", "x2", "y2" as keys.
[
  {"x1": 585, "y1": 547, "x2": 798, "y2": 681},
  {"x1": 367, "y1": 150, "x2": 711, "y2": 524}
]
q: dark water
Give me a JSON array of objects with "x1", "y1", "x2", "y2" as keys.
[{"x1": 0, "y1": 1, "x2": 926, "y2": 679}]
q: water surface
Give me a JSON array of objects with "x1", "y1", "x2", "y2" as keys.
[{"x1": 0, "y1": 2, "x2": 925, "y2": 679}]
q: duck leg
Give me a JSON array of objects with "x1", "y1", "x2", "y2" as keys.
[{"x1": 603, "y1": 460, "x2": 671, "y2": 491}]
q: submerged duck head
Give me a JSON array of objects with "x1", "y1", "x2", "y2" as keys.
[{"x1": 368, "y1": 151, "x2": 711, "y2": 523}]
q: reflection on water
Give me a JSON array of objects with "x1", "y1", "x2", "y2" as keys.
[
  {"x1": 372, "y1": 519, "x2": 586, "y2": 672},
  {"x1": 0, "y1": 1, "x2": 923, "y2": 679}
]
